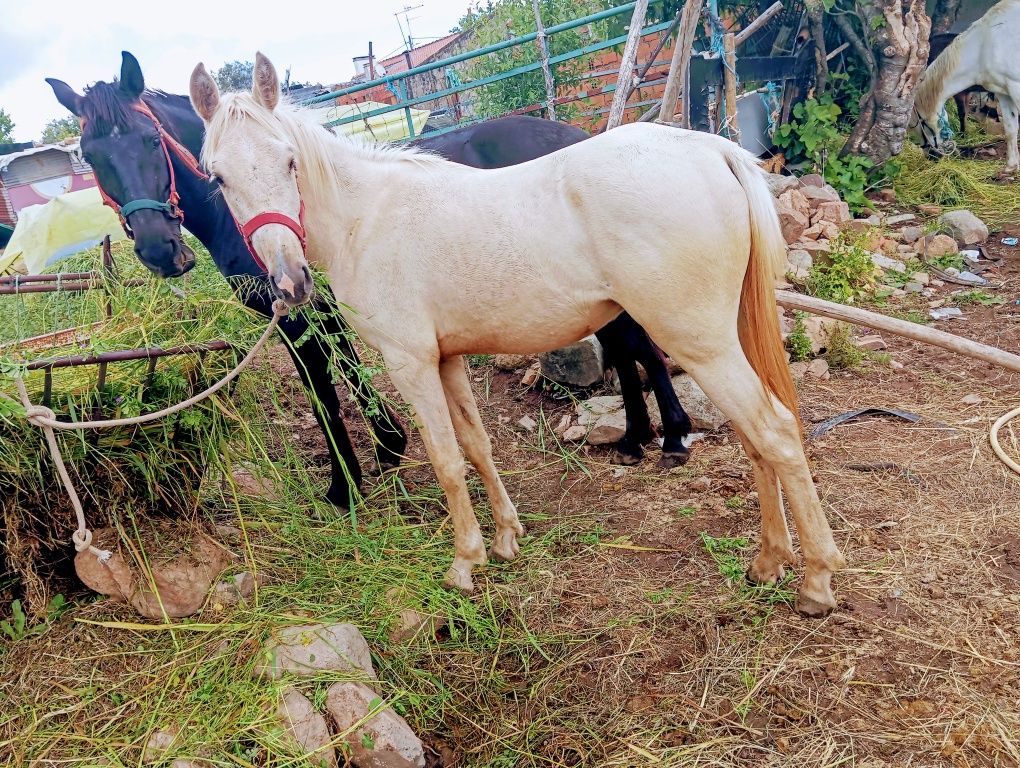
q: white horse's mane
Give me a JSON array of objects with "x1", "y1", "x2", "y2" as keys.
[
  {"x1": 202, "y1": 91, "x2": 447, "y2": 210},
  {"x1": 914, "y1": 36, "x2": 964, "y2": 120}
]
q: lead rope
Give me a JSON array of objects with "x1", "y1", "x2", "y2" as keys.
[
  {"x1": 991, "y1": 407, "x2": 1020, "y2": 475},
  {"x1": 4, "y1": 300, "x2": 289, "y2": 563}
]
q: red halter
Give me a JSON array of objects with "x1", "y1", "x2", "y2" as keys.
[{"x1": 238, "y1": 198, "x2": 308, "y2": 260}]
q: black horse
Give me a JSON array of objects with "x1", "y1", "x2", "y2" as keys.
[
  {"x1": 46, "y1": 54, "x2": 692, "y2": 505},
  {"x1": 47, "y1": 54, "x2": 407, "y2": 509},
  {"x1": 411, "y1": 117, "x2": 693, "y2": 467}
]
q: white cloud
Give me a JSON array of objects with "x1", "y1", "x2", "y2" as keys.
[{"x1": 1, "y1": 0, "x2": 472, "y2": 142}]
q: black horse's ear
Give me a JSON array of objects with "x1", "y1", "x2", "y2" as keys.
[
  {"x1": 46, "y1": 78, "x2": 84, "y2": 117},
  {"x1": 120, "y1": 51, "x2": 145, "y2": 100}
]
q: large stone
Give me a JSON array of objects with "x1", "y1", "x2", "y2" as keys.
[
  {"x1": 802, "y1": 220, "x2": 839, "y2": 241},
  {"x1": 277, "y1": 689, "x2": 334, "y2": 767},
  {"x1": 802, "y1": 316, "x2": 839, "y2": 355},
  {"x1": 786, "y1": 249, "x2": 812, "y2": 280},
  {"x1": 812, "y1": 200, "x2": 851, "y2": 226},
  {"x1": 258, "y1": 623, "x2": 377, "y2": 680},
  {"x1": 326, "y1": 682, "x2": 426, "y2": 768},
  {"x1": 900, "y1": 225, "x2": 924, "y2": 244},
  {"x1": 211, "y1": 572, "x2": 257, "y2": 609},
  {"x1": 776, "y1": 197, "x2": 809, "y2": 244},
  {"x1": 539, "y1": 335, "x2": 604, "y2": 388},
  {"x1": 799, "y1": 184, "x2": 840, "y2": 207},
  {"x1": 799, "y1": 173, "x2": 826, "y2": 188},
  {"x1": 871, "y1": 253, "x2": 907, "y2": 273},
  {"x1": 796, "y1": 239, "x2": 832, "y2": 259},
  {"x1": 74, "y1": 528, "x2": 232, "y2": 620},
  {"x1": 386, "y1": 588, "x2": 447, "y2": 644},
  {"x1": 921, "y1": 233, "x2": 960, "y2": 259},
  {"x1": 493, "y1": 354, "x2": 530, "y2": 371},
  {"x1": 765, "y1": 173, "x2": 801, "y2": 197},
  {"x1": 939, "y1": 210, "x2": 989, "y2": 245},
  {"x1": 144, "y1": 728, "x2": 181, "y2": 764},
  {"x1": 670, "y1": 375, "x2": 729, "y2": 431},
  {"x1": 575, "y1": 395, "x2": 627, "y2": 445}
]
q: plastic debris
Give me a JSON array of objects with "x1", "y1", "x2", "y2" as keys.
[
  {"x1": 930, "y1": 307, "x2": 964, "y2": 320},
  {"x1": 1001, "y1": 237, "x2": 1018, "y2": 246},
  {"x1": 956, "y1": 270, "x2": 988, "y2": 285}
]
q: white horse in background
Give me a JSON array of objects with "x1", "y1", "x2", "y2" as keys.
[
  {"x1": 189, "y1": 53, "x2": 846, "y2": 616},
  {"x1": 914, "y1": 0, "x2": 1020, "y2": 175}
]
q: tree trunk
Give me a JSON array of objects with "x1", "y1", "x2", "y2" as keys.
[
  {"x1": 931, "y1": 0, "x2": 962, "y2": 34},
  {"x1": 843, "y1": 0, "x2": 931, "y2": 165},
  {"x1": 806, "y1": 2, "x2": 829, "y2": 94}
]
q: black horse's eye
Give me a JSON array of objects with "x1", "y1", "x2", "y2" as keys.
[
  {"x1": 209, "y1": 174, "x2": 223, "y2": 186},
  {"x1": 150, "y1": 135, "x2": 161, "y2": 148}
]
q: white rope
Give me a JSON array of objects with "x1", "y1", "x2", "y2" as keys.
[
  {"x1": 990, "y1": 405, "x2": 1020, "y2": 476},
  {"x1": 5, "y1": 300, "x2": 289, "y2": 563}
]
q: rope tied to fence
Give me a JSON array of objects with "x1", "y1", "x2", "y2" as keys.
[{"x1": 4, "y1": 299, "x2": 290, "y2": 565}]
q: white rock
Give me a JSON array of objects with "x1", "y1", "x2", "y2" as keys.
[
  {"x1": 939, "y1": 210, "x2": 989, "y2": 245},
  {"x1": 883, "y1": 213, "x2": 916, "y2": 226},
  {"x1": 326, "y1": 682, "x2": 426, "y2": 768},
  {"x1": 563, "y1": 425, "x2": 587, "y2": 442},
  {"x1": 277, "y1": 689, "x2": 334, "y2": 767},
  {"x1": 871, "y1": 253, "x2": 907, "y2": 272},
  {"x1": 258, "y1": 623, "x2": 377, "y2": 680}
]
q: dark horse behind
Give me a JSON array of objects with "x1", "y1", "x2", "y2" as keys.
[{"x1": 47, "y1": 53, "x2": 693, "y2": 510}]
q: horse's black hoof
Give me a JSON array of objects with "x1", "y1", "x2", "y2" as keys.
[
  {"x1": 609, "y1": 444, "x2": 644, "y2": 466},
  {"x1": 325, "y1": 483, "x2": 354, "y2": 509},
  {"x1": 658, "y1": 447, "x2": 690, "y2": 469}
]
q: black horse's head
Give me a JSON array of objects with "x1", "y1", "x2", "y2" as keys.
[{"x1": 46, "y1": 52, "x2": 196, "y2": 277}]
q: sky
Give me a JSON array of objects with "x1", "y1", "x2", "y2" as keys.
[{"x1": 0, "y1": 0, "x2": 475, "y2": 142}]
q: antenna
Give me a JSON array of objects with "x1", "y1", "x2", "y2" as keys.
[{"x1": 394, "y1": 4, "x2": 424, "y2": 50}]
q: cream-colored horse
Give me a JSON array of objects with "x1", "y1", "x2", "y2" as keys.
[
  {"x1": 190, "y1": 54, "x2": 845, "y2": 616},
  {"x1": 915, "y1": 0, "x2": 1020, "y2": 174}
]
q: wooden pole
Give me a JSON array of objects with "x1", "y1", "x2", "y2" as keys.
[
  {"x1": 733, "y1": 1, "x2": 783, "y2": 47},
  {"x1": 605, "y1": 0, "x2": 650, "y2": 130},
  {"x1": 656, "y1": 0, "x2": 704, "y2": 127},
  {"x1": 775, "y1": 291, "x2": 1020, "y2": 375},
  {"x1": 531, "y1": 0, "x2": 557, "y2": 121},
  {"x1": 722, "y1": 32, "x2": 740, "y2": 144}
]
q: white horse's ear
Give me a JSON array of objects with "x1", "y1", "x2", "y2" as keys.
[
  {"x1": 190, "y1": 63, "x2": 220, "y2": 123},
  {"x1": 253, "y1": 52, "x2": 280, "y2": 112}
]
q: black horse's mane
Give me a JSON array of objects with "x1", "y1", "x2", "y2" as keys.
[{"x1": 80, "y1": 81, "x2": 189, "y2": 138}]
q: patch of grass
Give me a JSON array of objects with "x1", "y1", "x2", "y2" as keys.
[
  {"x1": 675, "y1": 506, "x2": 697, "y2": 519},
  {"x1": 951, "y1": 289, "x2": 1006, "y2": 306},
  {"x1": 724, "y1": 496, "x2": 745, "y2": 510},
  {"x1": 806, "y1": 233, "x2": 875, "y2": 304},
  {"x1": 929, "y1": 250, "x2": 967, "y2": 272},
  {"x1": 467, "y1": 354, "x2": 493, "y2": 367},
  {"x1": 700, "y1": 532, "x2": 750, "y2": 583},
  {"x1": 786, "y1": 312, "x2": 813, "y2": 362},
  {"x1": 824, "y1": 323, "x2": 865, "y2": 371}
]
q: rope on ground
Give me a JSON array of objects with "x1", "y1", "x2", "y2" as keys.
[
  {"x1": 991, "y1": 405, "x2": 1020, "y2": 476},
  {"x1": 4, "y1": 299, "x2": 290, "y2": 563}
]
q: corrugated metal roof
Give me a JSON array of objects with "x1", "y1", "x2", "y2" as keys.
[{"x1": 0, "y1": 141, "x2": 84, "y2": 173}]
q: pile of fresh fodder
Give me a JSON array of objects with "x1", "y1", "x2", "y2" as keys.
[
  {"x1": 0, "y1": 238, "x2": 268, "y2": 614},
  {"x1": 895, "y1": 142, "x2": 1020, "y2": 226}
]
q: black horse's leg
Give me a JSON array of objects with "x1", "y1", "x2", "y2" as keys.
[
  {"x1": 317, "y1": 314, "x2": 408, "y2": 469},
  {"x1": 955, "y1": 93, "x2": 968, "y2": 137},
  {"x1": 600, "y1": 315, "x2": 693, "y2": 469},
  {"x1": 276, "y1": 314, "x2": 363, "y2": 508},
  {"x1": 634, "y1": 337, "x2": 693, "y2": 469},
  {"x1": 596, "y1": 316, "x2": 655, "y2": 465}
]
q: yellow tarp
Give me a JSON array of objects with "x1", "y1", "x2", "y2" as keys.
[
  {"x1": 312, "y1": 100, "x2": 432, "y2": 142},
  {"x1": 0, "y1": 187, "x2": 126, "y2": 275}
]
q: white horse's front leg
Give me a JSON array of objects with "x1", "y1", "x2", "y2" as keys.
[{"x1": 383, "y1": 348, "x2": 487, "y2": 592}]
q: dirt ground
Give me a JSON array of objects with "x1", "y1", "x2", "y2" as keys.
[{"x1": 2, "y1": 208, "x2": 1019, "y2": 766}]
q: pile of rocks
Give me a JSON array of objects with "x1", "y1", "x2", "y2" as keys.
[
  {"x1": 143, "y1": 622, "x2": 428, "y2": 767},
  {"x1": 770, "y1": 173, "x2": 851, "y2": 279}
]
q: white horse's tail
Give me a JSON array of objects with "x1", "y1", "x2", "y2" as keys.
[{"x1": 721, "y1": 143, "x2": 800, "y2": 420}]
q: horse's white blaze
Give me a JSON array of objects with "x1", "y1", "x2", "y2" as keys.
[
  {"x1": 915, "y1": 0, "x2": 1020, "y2": 172},
  {"x1": 192, "y1": 56, "x2": 846, "y2": 614}
]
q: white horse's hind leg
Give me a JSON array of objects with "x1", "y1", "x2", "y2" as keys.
[
  {"x1": 439, "y1": 356, "x2": 525, "y2": 561},
  {"x1": 998, "y1": 92, "x2": 1020, "y2": 174},
  {"x1": 735, "y1": 426, "x2": 796, "y2": 585},
  {"x1": 382, "y1": 349, "x2": 488, "y2": 592},
  {"x1": 653, "y1": 339, "x2": 844, "y2": 615}
]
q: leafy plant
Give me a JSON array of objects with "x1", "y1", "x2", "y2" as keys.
[
  {"x1": 1, "y1": 595, "x2": 66, "y2": 644},
  {"x1": 786, "y1": 312, "x2": 813, "y2": 362},
  {"x1": 952, "y1": 290, "x2": 1006, "y2": 306},
  {"x1": 823, "y1": 324, "x2": 864, "y2": 370},
  {"x1": 773, "y1": 95, "x2": 887, "y2": 212},
  {"x1": 700, "y1": 533, "x2": 749, "y2": 584},
  {"x1": 929, "y1": 250, "x2": 966, "y2": 272},
  {"x1": 806, "y1": 234, "x2": 875, "y2": 304}
]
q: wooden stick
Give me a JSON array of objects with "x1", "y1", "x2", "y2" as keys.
[
  {"x1": 722, "y1": 32, "x2": 740, "y2": 144},
  {"x1": 657, "y1": 0, "x2": 704, "y2": 127},
  {"x1": 775, "y1": 291, "x2": 1020, "y2": 374},
  {"x1": 606, "y1": 0, "x2": 650, "y2": 130},
  {"x1": 734, "y1": 1, "x2": 783, "y2": 47},
  {"x1": 531, "y1": 0, "x2": 557, "y2": 121}
]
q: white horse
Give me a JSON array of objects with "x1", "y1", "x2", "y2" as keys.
[
  {"x1": 189, "y1": 54, "x2": 846, "y2": 616},
  {"x1": 914, "y1": 0, "x2": 1020, "y2": 174}
]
